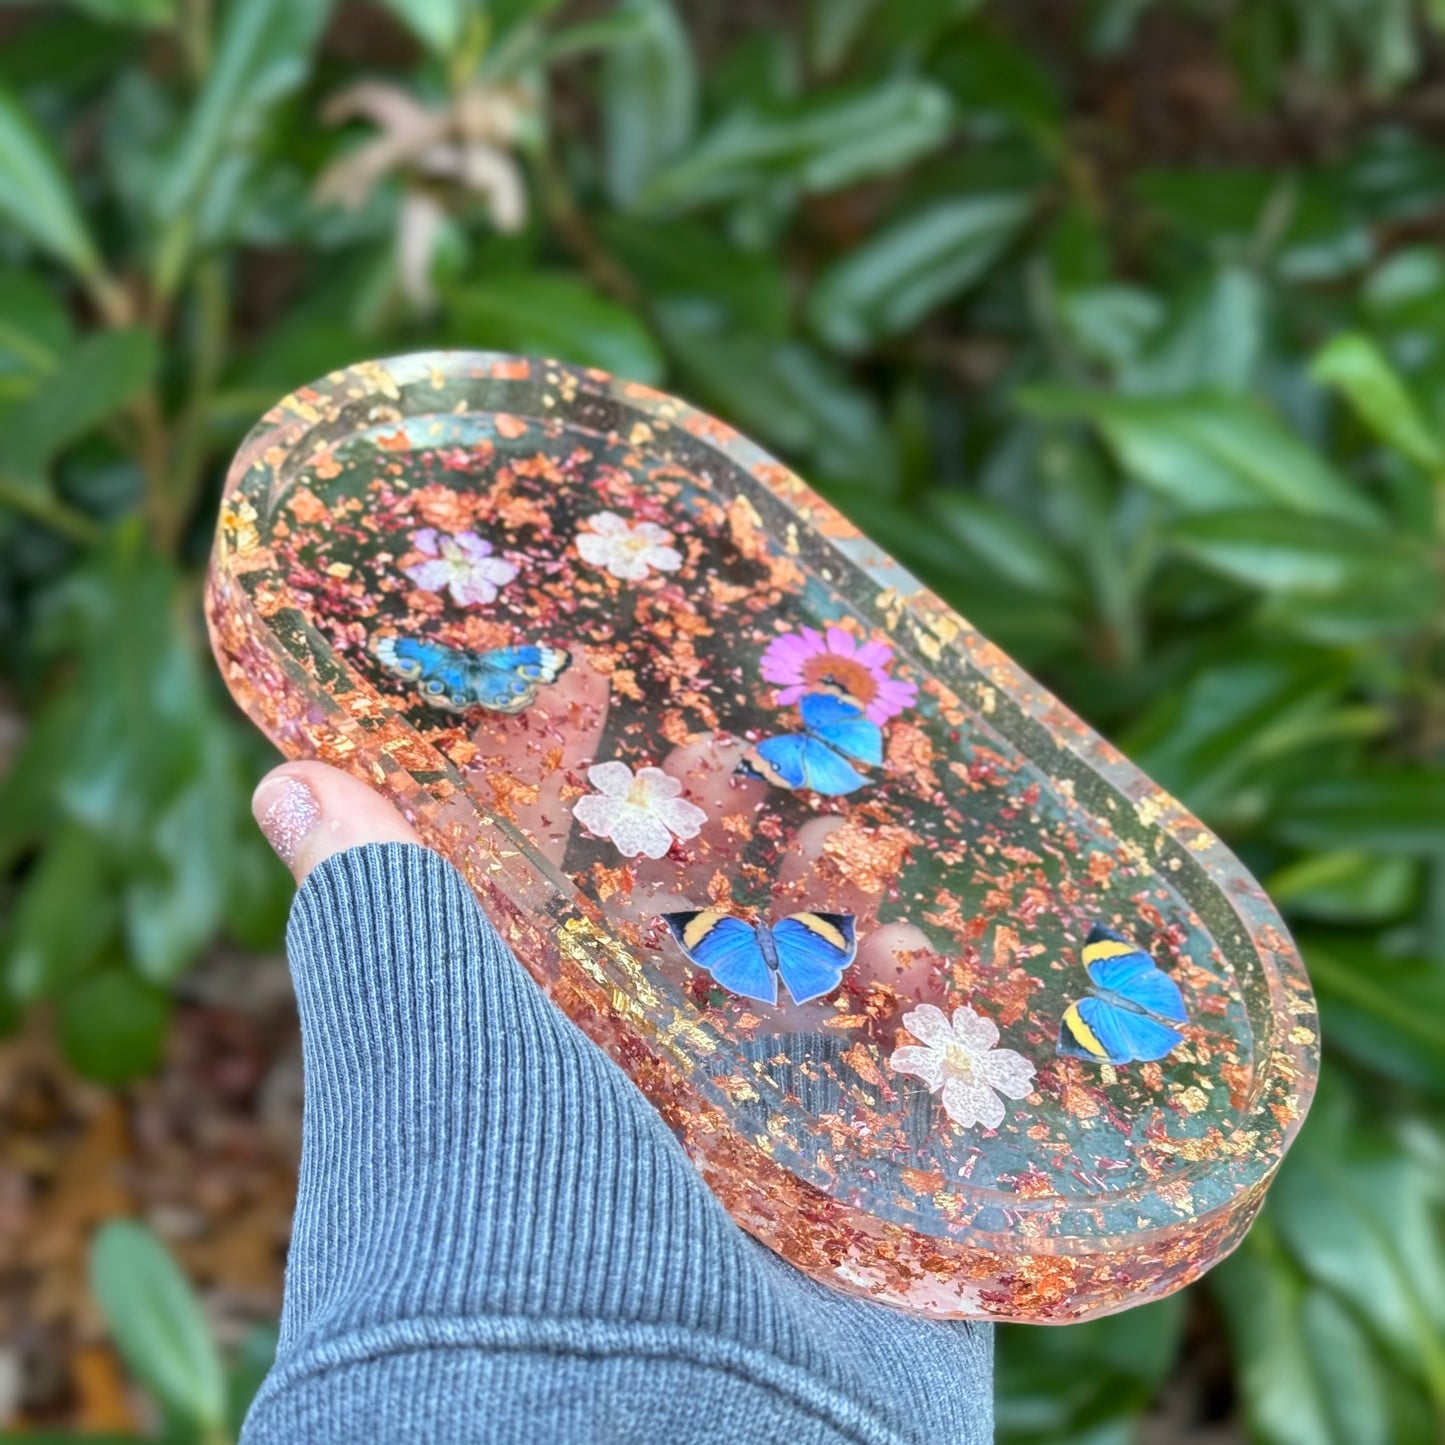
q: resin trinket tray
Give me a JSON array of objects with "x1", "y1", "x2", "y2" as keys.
[{"x1": 207, "y1": 353, "x2": 1318, "y2": 1323}]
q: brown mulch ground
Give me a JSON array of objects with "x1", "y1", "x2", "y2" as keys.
[{"x1": 0, "y1": 951, "x2": 300, "y2": 1432}]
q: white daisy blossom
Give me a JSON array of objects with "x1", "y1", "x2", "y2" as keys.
[
  {"x1": 889, "y1": 1003, "x2": 1036, "y2": 1131},
  {"x1": 572, "y1": 761, "x2": 706, "y2": 859},
  {"x1": 576, "y1": 511, "x2": 683, "y2": 581}
]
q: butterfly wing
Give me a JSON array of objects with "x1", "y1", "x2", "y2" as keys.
[
  {"x1": 749, "y1": 734, "x2": 868, "y2": 795},
  {"x1": 771, "y1": 913, "x2": 857, "y2": 1005},
  {"x1": 663, "y1": 911, "x2": 777, "y2": 1006},
  {"x1": 1058, "y1": 995, "x2": 1183, "y2": 1065},
  {"x1": 798, "y1": 692, "x2": 883, "y2": 768},
  {"x1": 375, "y1": 636, "x2": 482, "y2": 712},
  {"x1": 373, "y1": 634, "x2": 431, "y2": 681},
  {"x1": 482, "y1": 645, "x2": 571, "y2": 684},
  {"x1": 374, "y1": 637, "x2": 569, "y2": 714},
  {"x1": 473, "y1": 645, "x2": 572, "y2": 714},
  {"x1": 1083, "y1": 924, "x2": 1187, "y2": 1023}
]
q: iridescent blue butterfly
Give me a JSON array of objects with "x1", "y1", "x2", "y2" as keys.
[
  {"x1": 739, "y1": 692, "x2": 882, "y2": 796},
  {"x1": 1057, "y1": 923, "x2": 1188, "y2": 1066},
  {"x1": 663, "y1": 910, "x2": 857, "y2": 1007},
  {"x1": 373, "y1": 635, "x2": 570, "y2": 715}
]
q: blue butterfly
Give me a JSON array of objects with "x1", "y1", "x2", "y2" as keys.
[
  {"x1": 663, "y1": 909, "x2": 857, "y2": 1007},
  {"x1": 739, "y1": 692, "x2": 882, "y2": 796},
  {"x1": 373, "y1": 635, "x2": 570, "y2": 715},
  {"x1": 1057, "y1": 924, "x2": 1189, "y2": 1066}
]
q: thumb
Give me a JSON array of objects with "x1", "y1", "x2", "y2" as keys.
[{"x1": 252, "y1": 760, "x2": 423, "y2": 884}]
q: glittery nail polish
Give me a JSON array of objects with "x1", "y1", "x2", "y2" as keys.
[{"x1": 255, "y1": 776, "x2": 321, "y2": 865}]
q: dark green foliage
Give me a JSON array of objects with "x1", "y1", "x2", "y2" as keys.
[{"x1": 1, "y1": 1, "x2": 1444, "y2": 1439}]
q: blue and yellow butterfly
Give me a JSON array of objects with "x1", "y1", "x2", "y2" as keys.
[
  {"x1": 663, "y1": 910, "x2": 857, "y2": 1007},
  {"x1": 739, "y1": 692, "x2": 882, "y2": 796},
  {"x1": 1057, "y1": 924, "x2": 1189, "y2": 1066},
  {"x1": 373, "y1": 635, "x2": 570, "y2": 715}
]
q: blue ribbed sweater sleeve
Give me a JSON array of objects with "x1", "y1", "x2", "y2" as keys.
[{"x1": 241, "y1": 843, "x2": 993, "y2": 1444}]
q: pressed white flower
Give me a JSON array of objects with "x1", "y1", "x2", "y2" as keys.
[
  {"x1": 403, "y1": 528, "x2": 517, "y2": 606},
  {"x1": 573, "y1": 761, "x2": 706, "y2": 859},
  {"x1": 889, "y1": 1003, "x2": 1036, "y2": 1131},
  {"x1": 576, "y1": 511, "x2": 683, "y2": 581}
]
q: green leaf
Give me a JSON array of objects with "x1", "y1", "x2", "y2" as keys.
[
  {"x1": 807, "y1": 193, "x2": 1032, "y2": 353},
  {"x1": 807, "y1": 0, "x2": 879, "y2": 74},
  {"x1": 996, "y1": 1295, "x2": 1185, "y2": 1440},
  {"x1": 1271, "y1": 1126, "x2": 1445, "y2": 1393},
  {"x1": 155, "y1": 0, "x2": 332, "y2": 279},
  {"x1": 90, "y1": 1220, "x2": 227, "y2": 1430},
  {"x1": 926, "y1": 490, "x2": 1081, "y2": 601},
  {"x1": 68, "y1": 0, "x2": 175, "y2": 24},
  {"x1": 124, "y1": 743, "x2": 235, "y2": 983},
  {"x1": 596, "y1": 214, "x2": 790, "y2": 334},
  {"x1": 1018, "y1": 389, "x2": 1383, "y2": 524},
  {"x1": 4, "y1": 823, "x2": 117, "y2": 1000},
  {"x1": 656, "y1": 306, "x2": 895, "y2": 488},
  {"x1": 1304, "y1": 942, "x2": 1445, "y2": 1095},
  {"x1": 1311, "y1": 332, "x2": 1445, "y2": 473},
  {"x1": 1166, "y1": 509, "x2": 1434, "y2": 595},
  {"x1": 56, "y1": 965, "x2": 170, "y2": 1083},
  {"x1": 1275, "y1": 773, "x2": 1445, "y2": 853},
  {"x1": 640, "y1": 79, "x2": 952, "y2": 212},
  {"x1": 1268, "y1": 851, "x2": 1417, "y2": 924},
  {"x1": 0, "y1": 83, "x2": 103, "y2": 279},
  {"x1": 0, "y1": 327, "x2": 158, "y2": 486},
  {"x1": 376, "y1": 0, "x2": 473, "y2": 55},
  {"x1": 1212, "y1": 1223, "x2": 1392, "y2": 1445},
  {"x1": 446, "y1": 271, "x2": 664, "y2": 383},
  {"x1": 601, "y1": 0, "x2": 697, "y2": 209},
  {"x1": 0, "y1": 270, "x2": 72, "y2": 402},
  {"x1": 1123, "y1": 651, "x2": 1350, "y2": 816}
]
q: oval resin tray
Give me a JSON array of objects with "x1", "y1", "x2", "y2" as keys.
[{"x1": 206, "y1": 352, "x2": 1319, "y2": 1323}]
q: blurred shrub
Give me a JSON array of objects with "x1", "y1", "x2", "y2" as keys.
[{"x1": 1, "y1": 0, "x2": 1444, "y2": 1439}]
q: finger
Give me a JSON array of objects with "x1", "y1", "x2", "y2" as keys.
[{"x1": 253, "y1": 760, "x2": 422, "y2": 885}]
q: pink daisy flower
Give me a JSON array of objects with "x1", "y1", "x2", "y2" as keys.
[
  {"x1": 404, "y1": 527, "x2": 517, "y2": 607},
  {"x1": 759, "y1": 625, "x2": 916, "y2": 723}
]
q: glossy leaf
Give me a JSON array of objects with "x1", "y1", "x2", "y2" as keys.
[
  {"x1": 4, "y1": 822, "x2": 116, "y2": 999},
  {"x1": 0, "y1": 83, "x2": 102, "y2": 279},
  {"x1": 56, "y1": 965, "x2": 170, "y2": 1083},
  {"x1": 640, "y1": 80, "x2": 953, "y2": 212},
  {"x1": 927, "y1": 490, "x2": 1081, "y2": 601},
  {"x1": 1270, "y1": 1122, "x2": 1445, "y2": 1391},
  {"x1": 155, "y1": 0, "x2": 331, "y2": 239},
  {"x1": 90, "y1": 1220, "x2": 227, "y2": 1431},
  {"x1": 808, "y1": 193, "x2": 1032, "y2": 352},
  {"x1": 597, "y1": 214, "x2": 790, "y2": 334},
  {"x1": 602, "y1": 0, "x2": 697, "y2": 209},
  {"x1": 376, "y1": 0, "x2": 472, "y2": 55},
  {"x1": 1268, "y1": 851, "x2": 1417, "y2": 924},
  {"x1": 1275, "y1": 774, "x2": 1445, "y2": 854},
  {"x1": 0, "y1": 270, "x2": 71, "y2": 402},
  {"x1": 1312, "y1": 332, "x2": 1445, "y2": 473},
  {"x1": 0, "y1": 327, "x2": 158, "y2": 485},
  {"x1": 1019, "y1": 389, "x2": 1383, "y2": 524},
  {"x1": 1212, "y1": 1223, "x2": 1391, "y2": 1445},
  {"x1": 447, "y1": 272, "x2": 664, "y2": 383},
  {"x1": 1166, "y1": 509, "x2": 1433, "y2": 595}
]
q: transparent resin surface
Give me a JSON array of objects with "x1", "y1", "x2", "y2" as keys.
[{"x1": 206, "y1": 353, "x2": 1318, "y2": 1322}]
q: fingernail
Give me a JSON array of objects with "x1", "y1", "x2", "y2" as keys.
[{"x1": 254, "y1": 775, "x2": 321, "y2": 866}]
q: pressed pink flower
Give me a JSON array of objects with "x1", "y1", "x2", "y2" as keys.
[
  {"x1": 759, "y1": 625, "x2": 916, "y2": 723},
  {"x1": 573, "y1": 761, "x2": 706, "y2": 859},
  {"x1": 889, "y1": 1003, "x2": 1036, "y2": 1131},
  {"x1": 404, "y1": 527, "x2": 517, "y2": 606},
  {"x1": 576, "y1": 511, "x2": 682, "y2": 581}
]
